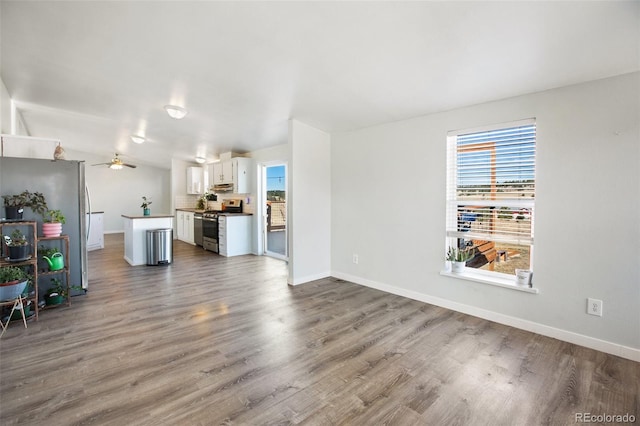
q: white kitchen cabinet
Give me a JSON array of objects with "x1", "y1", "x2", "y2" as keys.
[
  {"x1": 233, "y1": 158, "x2": 252, "y2": 194},
  {"x1": 176, "y1": 210, "x2": 185, "y2": 239},
  {"x1": 175, "y1": 210, "x2": 195, "y2": 245},
  {"x1": 218, "y1": 214, "x2": 252, "y2": 257},
  {"x1": 210, "y1": 158, "x2": 253, "y2": 193},
  {"x1": 207, "y1": 164, "x2": 214, "y2": 189},
  {"x1": 86, "y1": 212, "x2": 104, "y2": 251},
  {"x1": 187, "y1": 167, "x2": 204, "y2": 194},
  {"x1": 184, "y1": 212, "x2": 194, "y2": 244},
  {"x1": 212, "y1": 161, "x2": 233, "y2": 185}
]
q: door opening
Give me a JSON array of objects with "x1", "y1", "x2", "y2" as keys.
[{"x1": 263, "y1": 163, "x2": 287, "y2": 260}]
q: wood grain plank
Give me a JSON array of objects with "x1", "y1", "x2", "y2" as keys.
[{"x1": 0, "y1": 234, "x2": 637, "y2": 425}]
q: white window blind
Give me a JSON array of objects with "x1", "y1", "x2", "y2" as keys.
[{"x1": 446, "y1": 119, "x2": 536, "y2": 246}]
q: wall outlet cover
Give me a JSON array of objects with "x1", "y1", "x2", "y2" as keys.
[{"x1": 587, "y1": 298, "x2": 603, "y2": 317}]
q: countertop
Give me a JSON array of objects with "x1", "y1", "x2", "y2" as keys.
[
  {"x1": 175, "y1": 208, "x2": 252, "y2": 216},
  {"x1": 121, "y1": 214, "x2": 174, "y2": 219}
]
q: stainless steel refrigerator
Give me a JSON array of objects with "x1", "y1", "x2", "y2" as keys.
[{"x1": 0, "y1": 157, "x2": 88, "y2": 292}]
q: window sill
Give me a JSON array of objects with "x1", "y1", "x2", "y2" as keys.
[{"x1": 440, "y1": 269, "x2": 539, "y2": 294}]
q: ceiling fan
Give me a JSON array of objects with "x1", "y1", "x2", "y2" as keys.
[{"x1": 92, "y1": 153, "x2": 137, "y2": 170}]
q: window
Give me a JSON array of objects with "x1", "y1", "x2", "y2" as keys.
[{"x1": 446, "y1": 119, "x2": 536, "y2": 277}]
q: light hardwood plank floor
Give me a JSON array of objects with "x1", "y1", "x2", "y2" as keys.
[{"x1": 1, "y1": 234, "x2": 638, "y2": 425}]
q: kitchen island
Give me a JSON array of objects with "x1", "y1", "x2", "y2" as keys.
[{"x1": 122, "y1": 214, "x2": 174, "y2": 266}]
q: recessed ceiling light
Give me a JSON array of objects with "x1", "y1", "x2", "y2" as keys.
[
  {"x1": 131, "y1": 135, "x2": 146, "y2": 144},
  {"x1": 164, "y1": 105, "x2": 187, "y2": 119},
  {"x1": 195, "y1": 156, "x2": 206, "y2": 164}
]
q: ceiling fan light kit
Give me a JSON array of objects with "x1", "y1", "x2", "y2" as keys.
[
  {"x1": 92, "y1": 153, "x2": 137, "y2": 170},
  {"x1": 195, "y1": 156, "x2": 206, "y2": 164},
  {"x1": 164, "y1": 105, "x2": 187, "y2": 120}
]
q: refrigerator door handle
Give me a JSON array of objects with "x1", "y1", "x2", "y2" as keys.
[{"x1": 86, "y1": 186, "x2": 92, "y2": 241}]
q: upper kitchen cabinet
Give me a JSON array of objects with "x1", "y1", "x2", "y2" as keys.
[
  {"x1": 211, "y1": 161, "x2": 233, "y2": 185},
  {"x1": 234, "y1": 158, "x2": 253, "y2": 194},
  {"x1": 187, "y1": 167, "x2": 205, "y2": 194},
  {"x1": 208, "y1": 158, "x2": 253, "y2": 194}
]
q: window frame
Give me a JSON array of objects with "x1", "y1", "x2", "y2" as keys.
[{"x1": 443, "y1": 118, "x2": 538, "y2": 292}]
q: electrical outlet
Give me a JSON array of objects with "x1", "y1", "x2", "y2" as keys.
[
  {"x1": 587, "y1": 298, "x2": 603, "y2": 317},
  {"x1": 352, "y1": 254, "x2": 358, "y2": 264}
]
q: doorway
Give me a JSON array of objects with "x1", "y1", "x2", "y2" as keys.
[{"x1": 263, "y1": 163, "x2": 287, "y2": 260}]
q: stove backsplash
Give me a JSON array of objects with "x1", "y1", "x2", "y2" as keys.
[{"x1": 206, "y1": 193, "x2": 256, "y2": 214}]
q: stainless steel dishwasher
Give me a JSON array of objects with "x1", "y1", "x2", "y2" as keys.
[{"x1": 193, "y1": 212, "x2": 203, "y2": 247}]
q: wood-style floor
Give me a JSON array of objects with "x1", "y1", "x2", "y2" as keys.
[{"x1": 1, "y1": 234, "x2": 638, "y2": 425}]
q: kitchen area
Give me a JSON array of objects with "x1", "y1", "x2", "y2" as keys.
[
  {"x1": 121, "y1": 153, "x2": 255, "y2": 266},
  {"x1": 173, "y1": 154, "x2": 254, "y2": 258}
]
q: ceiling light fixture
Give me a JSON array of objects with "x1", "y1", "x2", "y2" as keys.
[
  {"x1": 130, "y1": 135, "x2": 146, "y2": 144},
  {"x1": 195, "y1": 156, "x2": 206, "y2": 164},
  {"x1": 164, "y1": 105, "x2": 187, "y2": 119},
  {"x1": 109, "y1": 163, "x2": 123, "y2": 170}
]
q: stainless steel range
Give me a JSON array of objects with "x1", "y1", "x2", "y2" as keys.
[
  {"x1": 202, "y1": 200, "x2": 243, "y2": 253},
  {"x1": 202, "y1": 211, "x2": 219, "y2": 253}
]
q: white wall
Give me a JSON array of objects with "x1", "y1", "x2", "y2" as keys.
[
  {"x1": 0, "y1": 78, "x2": 11, "y2": 135},
  {"x1": 331, "y1": 72, "x2": 640, "y2": 359},
  {"x1": 66, "y1": 150, "x2": 171, "y2": 233},
  {"x1": 289, "y1": 120, "x2": 331, "y2": 285},
  {"x1": 0, "y1": 76, "x2": 28, "y2": 136}
]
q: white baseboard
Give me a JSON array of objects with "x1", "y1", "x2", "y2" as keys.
[
  {"x1": 332, "y1": 271, "x2": 640, "y2": 362},
  {"x1": 289, "y1": 271, "x2": 331, "y2": 286}
]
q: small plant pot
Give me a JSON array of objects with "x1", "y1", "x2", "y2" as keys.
[
  {"x1": 10, "y1": 301, "x2": 31, "y2": 320},
  {"x1": 143, "y1": 208, "x2": 150, "y2": 216},
  {"x1": 7, "y1": 245, "x2": 30, "y2": 260},
  {"x1": 451, "y1": 261, "x2": 466, "y2": 273},
  {"x1": 4, "y1": 206, "x2": 24, "y2": 220},
  {"x1": 515, "y1": 269, "x2": 533, "y2": 287},
  {"x1": 42, "y1": 222, "x2": 62, "y2": 237},
  {"x1": 46, "y1": 294, "x2": 65, "y2": 306}
]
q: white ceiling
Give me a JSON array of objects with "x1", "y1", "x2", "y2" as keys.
[{"x1": 1, "y1": 1, "x2": 638, "y2": 169}]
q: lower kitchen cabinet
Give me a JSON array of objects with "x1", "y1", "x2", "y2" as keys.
[
  {"x1": 218, "y1": 215, "x2": 251, "y2": 257},
  {"x1": 86, "y1": 212, "x2": 104, "y2": 251},
  {"x1": 176, "y1": 210, "x2": 195, "y2": 245}
]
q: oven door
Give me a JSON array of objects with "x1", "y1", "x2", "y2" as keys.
[{"x1": 202, "y1": 216, "x2": 218, "y2": 252}]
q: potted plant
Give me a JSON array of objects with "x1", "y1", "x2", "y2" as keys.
[
  {"x1": 2, "y1": 193, "x2": 27, "y2": 220},
  {"x1": 41, "y1": 209, "x2": 65, "y2": 237},
  {"x1": 446, "y1": 246, "x2": 474, "y2": 273},
  {"x1": 4, "y1": 229, "x2": 31, "y2": 260},
  {"x1": 44, "y1": 278, "x2": 80, "y2": 306},
  {"x1": 2, "y1": 190, "x2": 48, "y2": 220},
  {"x1": 0, "y1": 266, "x2": 30, "y2": 301},
  {"x1": 140, "y1": 197, "x2": 152, "y2": 216},
  {"x1": 45, "y1": 278, "x2": 66, "y2": 306},
  {"x1": 196, "y1": 194, "x2": 207, "y2": 210}
]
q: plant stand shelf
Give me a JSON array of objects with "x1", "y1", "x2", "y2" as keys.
[
  {"x1": 37, "y1": 235, "x2": 71, "y2": 308},
  {"x1": 0, "y1": 221, "x2": 39, "y2": 321}
]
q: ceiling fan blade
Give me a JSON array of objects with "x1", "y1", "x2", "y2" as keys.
[{"x1": 90, "y1": 154, "x2": 137, "y2": 168}]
